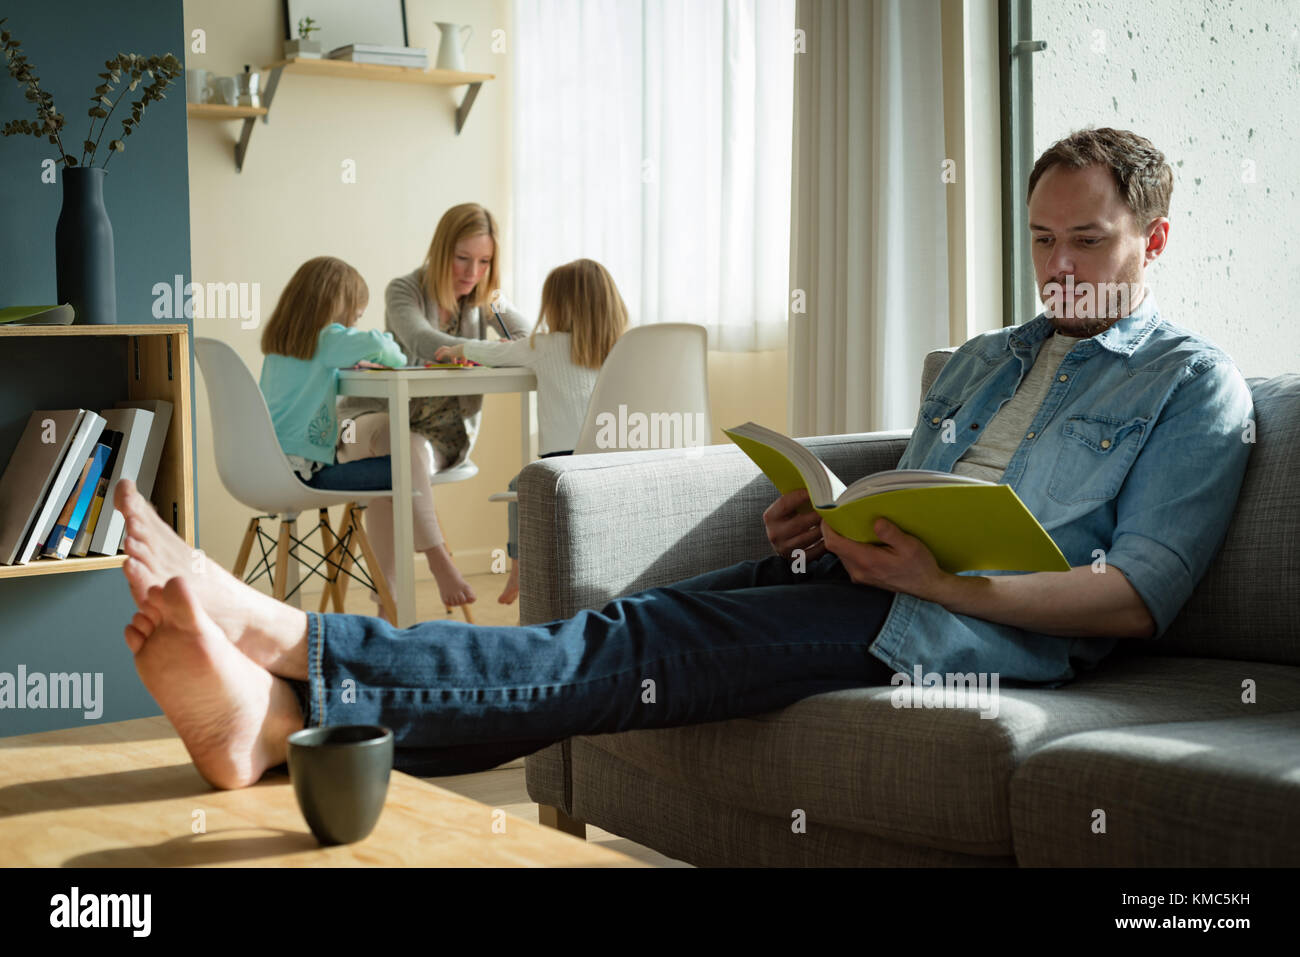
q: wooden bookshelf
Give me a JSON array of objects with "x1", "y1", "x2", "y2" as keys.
[{"x1": 0, "y1": 324, "x2": 193, "y2": 580}]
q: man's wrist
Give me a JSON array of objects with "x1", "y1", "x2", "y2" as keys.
[{"x1": 929, "y1": 570, "x2": 984, "y2": 614}]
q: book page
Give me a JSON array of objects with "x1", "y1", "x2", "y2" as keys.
[
  {"x1": 837, "y1": 469, "x2": 991, "y2": 503},
  {"x1": 724, "y1": 422, "x2": 846, "y2": 505}
]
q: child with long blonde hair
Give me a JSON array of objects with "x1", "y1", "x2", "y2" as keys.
[
  {"x1": 435, "y1": 258, "x2": 629, "y2": 603},
  {"x1": 259, "y1": 255, "x2": 454, "y2": 623}
]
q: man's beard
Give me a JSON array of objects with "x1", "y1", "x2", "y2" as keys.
[
  {"x1": 1042, "y1": 268, "x2": 1144, "y2": 337},
  {"x1": 1050, "y1": 311, "x2": 1115, "y2": 337}
]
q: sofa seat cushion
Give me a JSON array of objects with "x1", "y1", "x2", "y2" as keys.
[
  {"x1": 1010, "y1": 710, "x2": 1300, "y2": 866},
  {"x1": 569, "y1": 656, "x2": 1300, "y2": 856}
]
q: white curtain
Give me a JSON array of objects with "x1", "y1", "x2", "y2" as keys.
[
  {"x1": 788, "y1": 0, "x2": 949, "y2": 435},
  {"x1": 512, "y1": 0, "x2": 795, "y2": 351}
]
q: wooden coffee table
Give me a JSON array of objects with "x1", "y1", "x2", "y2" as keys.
[{"x1": 0, "y1": 717, "x2": 643, "y2": 867}]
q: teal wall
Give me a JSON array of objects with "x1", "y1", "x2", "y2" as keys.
[{"x1": 0, "y1": 0, "x2": 194, "y2": 736}]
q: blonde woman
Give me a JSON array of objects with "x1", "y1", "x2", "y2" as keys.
[
  {"x1": 336, "y1": 204, "x2": 532, "y2": 612},
  {"x1": 435, "y1": 259, "x2": 629, "y2": 604}
]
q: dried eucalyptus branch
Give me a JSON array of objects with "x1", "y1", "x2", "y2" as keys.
[
  {"x1": 0, "y1": 19, "x2": 182, "y2": 169},
  {"x1": 1, "y1": 17, "x2": 72, "y2": 164}
]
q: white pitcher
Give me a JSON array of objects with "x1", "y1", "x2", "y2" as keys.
[{"x1": 434, "y1": 22, "x2": 473, "y2": 71}]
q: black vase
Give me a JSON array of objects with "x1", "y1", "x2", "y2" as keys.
[{"x1": 55, "y1": 166, "x2": 116, "y2": 325}]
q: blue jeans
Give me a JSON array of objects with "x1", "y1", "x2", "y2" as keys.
[
  {"x1": 289, "y1": 551, "x2": 897, "y2": 777},
  {"x1": 304, "y1": 456, "x2": 393, "y2": 491}
]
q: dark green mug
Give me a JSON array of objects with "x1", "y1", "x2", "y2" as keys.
[{"x1": 287, "y1": 725, "x2": 394, "y2": 845}]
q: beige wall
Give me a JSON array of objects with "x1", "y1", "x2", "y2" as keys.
[{"x1": 183, "y1": 0, "x2": 786, "y2": 588}]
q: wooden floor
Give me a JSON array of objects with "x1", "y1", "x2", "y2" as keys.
[{"x1": 296, "y1": 566, "x2": 692, "y2": 868}]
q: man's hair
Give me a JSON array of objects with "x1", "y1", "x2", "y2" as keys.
[{"x1": 1027, "y1": 127, "x2": 1174, "y2": 228}]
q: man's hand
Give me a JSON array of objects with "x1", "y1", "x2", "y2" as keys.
[
  {"x1": 821, "y1": 517, "x2": 954, "y2": 604},
  {"x1": 763, "y1": 488, "x2": 828, "y2": 562}
]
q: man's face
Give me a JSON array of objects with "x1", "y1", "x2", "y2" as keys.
[{"x1": 1028, "y1": 163, "x2": 1167, "y2": 336}]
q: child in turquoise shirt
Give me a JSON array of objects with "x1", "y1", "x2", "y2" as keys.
[{"x1": 258, "y1": 256, "x2": 407, "y2": 486}]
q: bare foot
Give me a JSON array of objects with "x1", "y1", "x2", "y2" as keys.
[
  {"x1": 125, "y1": 577, "x2": 304, "y2": 790},
  {"x1": 425, "y1": 545, "x2": 476, "y2": 607},
  {"x1": 497, "y1": 560, "x2": 519, "y2": 605},
  {"x1": 115, "y1": 478, "x2": 309, "y2": 680}
]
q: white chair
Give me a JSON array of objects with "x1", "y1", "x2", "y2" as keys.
[
  {"x1": 487, "y1": 321, "x2": 713, "y2": 519},
  {"x1": 195, "y1": 338, "x2": 403, "y2": 621},
  {"x1": 571, "y1": 322, "x2": 712, "y2": 455}
]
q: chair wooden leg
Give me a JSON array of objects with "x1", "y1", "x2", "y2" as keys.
[
  {"x1": 232, "y1": 516, "x2": 260, "y2": 580},
  {"x1": 318, "y1": 507, "x2": 342, "y2": 613},
  {"x1": 335, "y1": 504, "x2": 356, "y2": 608},
  {"x1": 272, "y1": 517, "x2": 293, "y2": 601},
  {"x1": 350, "y1": 506, "x2": 398, "y2": 625}
]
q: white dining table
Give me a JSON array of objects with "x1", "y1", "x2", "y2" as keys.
[{"x1": 335, "y1": 366, "x2": 539, "y2": 627}]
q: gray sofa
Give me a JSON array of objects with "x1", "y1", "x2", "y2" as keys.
[{"x1": 519, "y1": 348, "x2": 1300, "y2": 866}]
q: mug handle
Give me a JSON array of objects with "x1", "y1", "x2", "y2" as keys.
[{"x1": 460, "y1": 24, "x2": 473, "y2": 50}]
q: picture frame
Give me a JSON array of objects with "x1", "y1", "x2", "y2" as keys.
[{"x1": 282, "y1": 0, "x2": 410, "y2": 51}]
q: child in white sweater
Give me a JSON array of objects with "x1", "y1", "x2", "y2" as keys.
[{"x1": 435, "y1": 258, "x2": 629, "y2": 603}]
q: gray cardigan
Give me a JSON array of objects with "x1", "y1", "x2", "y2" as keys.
[{"x1": 336, "y1": 267, "x2": 533, "y2": 467}]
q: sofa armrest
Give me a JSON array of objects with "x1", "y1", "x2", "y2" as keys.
[{"x1": 517, "y1": 430, "x2": 913, "y2": 624}]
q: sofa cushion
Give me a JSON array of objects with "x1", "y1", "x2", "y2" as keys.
[
  {"x1": 564, "y1": 737, "x2": 1013, "y2": 866},
  {"x1": 570, "y1": 656, "x2": 1300, "y2": 857},
  {"x1": 1010, "y1": 710, "x2": 1300, "y2": 866},
  {"x1": 1155, "y1": 374, "x2": 1300, "y2": 664}
]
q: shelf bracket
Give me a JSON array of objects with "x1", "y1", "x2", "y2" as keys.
[
  {"x1": 234, "y1": 65, "x2": 284, "y2": 173},
  {"x1": 455, "y1": 82, "x2": 483, "y2": 135}
]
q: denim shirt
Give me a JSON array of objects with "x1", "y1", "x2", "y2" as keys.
[{"x1": 867, "y1": 290, "x2": 1255, "y2": 686}]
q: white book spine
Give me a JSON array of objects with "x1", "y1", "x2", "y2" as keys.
[
  {"x1": 19, "y1": 411, "x2": 106, "y2": 564},
  {"x1": 90, "y1": 409, "x2": 155, "y2": 555}
]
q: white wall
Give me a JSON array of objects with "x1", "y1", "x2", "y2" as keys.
[{"x1": 1032, "y1": 0, "x2": 1299, "y2": 377}]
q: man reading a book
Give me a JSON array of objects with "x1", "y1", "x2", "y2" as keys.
[{"x1": 114, "y1": 127, "x2": 1254, "y2": 789}]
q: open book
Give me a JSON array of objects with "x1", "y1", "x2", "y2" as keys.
[{"x1": 724, "y1": 422, "x2": 1070, "y2": 573}]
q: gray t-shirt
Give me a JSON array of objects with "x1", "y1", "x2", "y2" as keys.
[
  {"x1": 335, "y1": 267, "x2": 532, "y2": 468},
  {"x1": 952, "y1": 331, "x2": 1085, "y2": 482}
]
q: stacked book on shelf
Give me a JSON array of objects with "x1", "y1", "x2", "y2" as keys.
[
  {"x1": 326, "y1": 44, "x2": 429, "y2": 68},
  {"x1": 0, "y1": 401, "x2": 172, "y2": 565}
]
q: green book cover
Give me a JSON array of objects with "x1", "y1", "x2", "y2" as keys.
[{"x1": 724, "y1": 423, "x2": 1070, "y2": 574}]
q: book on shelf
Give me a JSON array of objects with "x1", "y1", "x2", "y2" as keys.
[
  {"x1": 723, "y1": 421, "x2": 1070, "y2": 574},
  {"x1": 113, "y1": 399, "x2": 171, "y2": 500},
  {"x1": 90, "y1": 406, "x2": 159, "y2": 555},
  {"x1": 13, "y1": 410, "x2": 105, "y2": 564},
  {"x1": 0, "y1": 410, "x2": 87, "y2": 564},
  {"x1": 326, "y1": 44, "x2": 429, "y2": 67},
  {"x1": 0, "y1": 401, "x2": 169, "y2": 565},
  {"x1": 69, "y1": 427, "x2": 122, "y2": 558},
  {"x1": 42, "y1": 441, "x2": 112, "y2": 560}
]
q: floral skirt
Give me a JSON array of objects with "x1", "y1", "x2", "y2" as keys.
[{"x1": 408, "y1": 395, "x2": 470, "y2": 465}]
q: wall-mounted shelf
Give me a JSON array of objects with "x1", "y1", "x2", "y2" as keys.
[
  {"x1": 0, "y1": 323, "x2": 193, "y2": 580},
  {"x1": 186, "y1": 103, "x2": 269, "y2": 120},
  {"x1": 186, "y1": 57, "x2": 496, "y2": 173}
]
